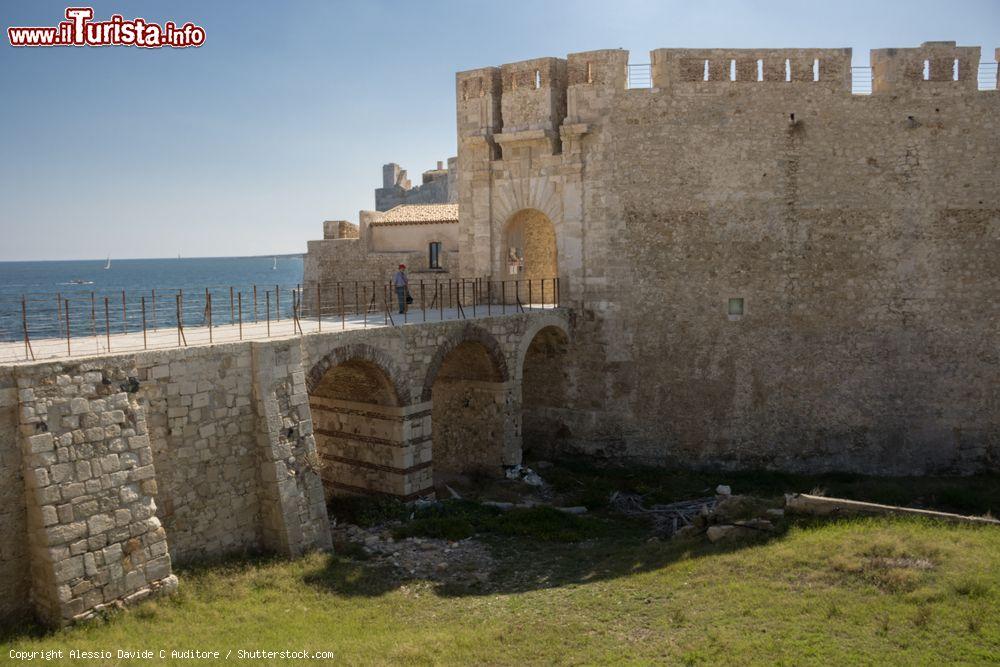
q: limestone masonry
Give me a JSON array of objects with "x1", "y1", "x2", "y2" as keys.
[
  {"x1": 0, "y1": 312, "x2": 568, "y2": 624},
  {"x1": 2, "y1": 40, "x2": 998, "y2": 627},
  {"x1": 306, "y1": 41, "x2": 999, "y2": 476}
]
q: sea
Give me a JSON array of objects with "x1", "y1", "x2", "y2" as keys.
[{"x1": 0, "y1": 256, "x2": 304, "y2": 342}]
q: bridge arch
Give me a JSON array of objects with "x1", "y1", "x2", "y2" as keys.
[
  {"x1": 307, "y1": 344, "x2": 425, "y2": 498},
  {"x1": 514, "y1": 314, "x2": 571, "y2": 381},
  {"x1": 306, "y1": 343, "x2": 409, "y2": 405},
  {"x1": 420, "y1": 325, "x2": 509, "y2": 402},
  {"x1": 421, "y1": 325, "x2": 515, "y2": 485},
  {"x1": 518, "y1": 317, "x2": 572, "y2": 457}
]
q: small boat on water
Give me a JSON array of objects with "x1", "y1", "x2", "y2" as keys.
[
  {"x1": 69, "y1": 279, "x2": 94, "y2": 285},
  {"x1": 104, "y1": 256, "x2": 111, "y2": 270},
  {"x1": 272, "y1": 256, "x2": 277, "y2": 270}
]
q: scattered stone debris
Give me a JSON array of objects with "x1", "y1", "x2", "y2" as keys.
[
  {"x1": 609, "y1": 491, "x2": 718, "y2": 536},
  {"x1": 609, "y1": 485, "x2": 785, "y2": 540},
  {"x1": 505, "y1": 464, "x2": 545, "y2": 487},
  {"x1": 330, "y1": 520, "x2": 494, "y2": 586}
]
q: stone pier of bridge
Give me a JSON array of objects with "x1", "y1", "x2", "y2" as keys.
[{"x1": 0, "y1": 309, "x2": 570, "y2": 626}]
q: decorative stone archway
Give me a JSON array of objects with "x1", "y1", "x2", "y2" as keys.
[
  {"x1": 502, "y1": 208, "x2": 559, "y2": 287},
  {"x1": 307, "y1": 345, "x2": 432, "y2": 499}
]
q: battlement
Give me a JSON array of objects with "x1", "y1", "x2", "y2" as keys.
[
  {"x1": 650, "y1": 47, "x2": 852, "y2": 93},
  {"x1": 498, "y1": 57, "x2": 567, "y2": 133},
  {"x1": 457, "y1": 41, "x2": 997, "y2": 141},
  {"x1": 871, "y1": 41, "x2": 980, "y2": 94}
]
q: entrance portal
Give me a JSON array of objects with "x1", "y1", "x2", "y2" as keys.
[{"x1": 503, "y1": 209, "x2": 558, "y2": 302}]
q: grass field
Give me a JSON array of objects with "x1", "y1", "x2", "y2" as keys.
[{"x1": 3, "y1": 464, "x2": 999, "y2": 665}]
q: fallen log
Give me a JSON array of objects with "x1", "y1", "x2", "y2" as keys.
[{"x1": 785, "y1": 493, "x2": 1000, "y2": 526}]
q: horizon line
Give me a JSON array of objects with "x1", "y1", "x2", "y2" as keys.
[{"x1": 0, "y1": 253, "x2": 306, "y2": 264}]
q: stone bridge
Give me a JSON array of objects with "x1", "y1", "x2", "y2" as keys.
[{"x1": 0, "y1": 309, "x2": 570, "y2": 626}]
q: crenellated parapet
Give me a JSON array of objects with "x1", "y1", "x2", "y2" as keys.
[
  {"x1": 499, "y1": 57, "x2": 567, "y2": 134},
  {"x1": 650, "y1": 47, "x2": 852, "y2": 93},
  {"x1": 871, "y1": 41, "x2": 980, "y2": 95},
  {"x1": 456, "y1": 66, "x2": 502, "y2": 160},
  {"x1": 566, "y1": 49, "x2": 628, "y2": 126}
]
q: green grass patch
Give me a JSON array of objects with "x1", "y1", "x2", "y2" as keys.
[{"x1": 3, "y1": 516, "x2": 998, "y2": 665}]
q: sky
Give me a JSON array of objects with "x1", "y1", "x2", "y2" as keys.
[{"x1": 1, "y1": 0, "x2": 997, "y2": 261}]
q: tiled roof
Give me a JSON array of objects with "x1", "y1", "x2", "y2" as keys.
[{"x1": 370, "y1": 203, "x2": 459, "y2": 225}]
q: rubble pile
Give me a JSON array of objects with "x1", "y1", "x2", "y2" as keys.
[{"x1": 330, "y1": 521, "x2": 494, "y2": 586}]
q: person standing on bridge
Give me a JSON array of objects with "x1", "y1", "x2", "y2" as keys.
[{"x1": 393, "y1": 264, "x2": 409, "y2": 314}]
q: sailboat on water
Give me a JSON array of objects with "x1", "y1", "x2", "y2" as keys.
[
  {"x1": 104, "y1": 256, "x2": 111, "y2": 270},
  {"x1": 272, "y1": 256, "x2": 277, "y2": 270}
]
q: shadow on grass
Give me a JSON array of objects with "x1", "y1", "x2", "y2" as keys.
[
  {"x1": 5, "y1": 459, "x2": 995, "y2": 640},
  {"x1": 305, "y1": 503, "x2": 784, "y2": 600},
  {"x1": 306, "y1": 457, "x2": 1000, "y2": 601}
]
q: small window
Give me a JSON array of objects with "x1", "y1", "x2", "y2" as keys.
[
  {"x1": 429, "y1": 242, "x2": 442, "y2": 269},
  {"x1": 728, "y1": 298, "x2": 744, "y2": 316}
]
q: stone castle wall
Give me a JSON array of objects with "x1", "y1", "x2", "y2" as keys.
[{"x1": 457, "y1": 42, "x2": 1000, "y2": 474}]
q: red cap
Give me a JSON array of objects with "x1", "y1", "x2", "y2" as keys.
[{"x1": 398, "y1": 264, "x2": 406, "y2": 269}]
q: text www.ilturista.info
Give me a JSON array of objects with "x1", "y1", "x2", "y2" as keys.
[{"x1": 8, "y1": 7, "x2": 205, "y2": 48}]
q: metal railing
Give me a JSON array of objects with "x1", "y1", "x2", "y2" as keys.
[
  {"x1": 627, "y1": 64, "x2": 652, "y2": 89},
  {"x1": 851, "y1": 67, "x2": 873, "y2": 95},
  {"x1": 0, "y1": 277, "x2": 562, "y2": 363},
  {"x1": 979, "y1": 62, "x2": 999, "y2": 90}
]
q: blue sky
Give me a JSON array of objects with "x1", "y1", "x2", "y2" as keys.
[{"x1": 1, "y1": 0, "x2": 997, "y2": 261}]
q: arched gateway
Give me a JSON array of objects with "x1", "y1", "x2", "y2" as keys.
[{"x1": 502, "y1": 208, "x2": 558, "y2": 289}]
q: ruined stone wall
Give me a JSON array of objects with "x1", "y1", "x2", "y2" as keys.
[
  {"x1": 458, "y1": 42, "x2": 1000, "y2": 474},
  {"x1": 375, "y1": 159, "x2": 457, "y2": 211}
]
